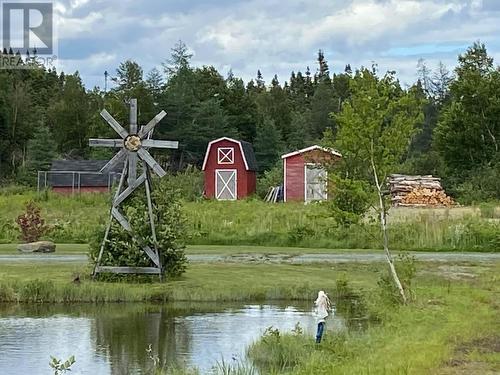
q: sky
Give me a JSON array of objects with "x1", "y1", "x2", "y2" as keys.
[{"x1": 39, "y1": 0, "x2": 500, "y2": 89}]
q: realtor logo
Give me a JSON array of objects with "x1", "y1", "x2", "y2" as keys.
[{"x1": 2, "y1": 2, "x2": 53, "y2": 54}]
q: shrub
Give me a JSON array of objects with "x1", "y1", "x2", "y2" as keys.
[
  {"x1": 256, "y1": 162, "x2": 283, "y2": 198},
  {"x1": 326, "y1": 176, "x2": 373, "y2": 227},
  {"x1": 377, "y1": 253, "x2": 417, "y2": 304},
  {"x1": 160, "y1": 165, "x2": 204, "y2": 202},
  {"x1": 247, "y1": 326, "x2": 311, "y2": 372},
  {"x1": 89, "y1": 181, "x2": 188, "y2": 279},
  {"x1": 455, "y1": 163, "x2": 500, "y2": 204},
  {"x1": 15, "y1": 200, "x2": 49, "y2": 242}
]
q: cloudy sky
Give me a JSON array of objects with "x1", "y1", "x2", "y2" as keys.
[{"x1": 48, "y1": 0, "x2": 500, "y2": 89}]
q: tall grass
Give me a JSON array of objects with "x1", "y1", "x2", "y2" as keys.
[
  {"x1": 247, "y1": 265, "x2": 499, "y2": 374},
  {"x1": 0, "y1": 190, "x2": 498, "y2": 251}
]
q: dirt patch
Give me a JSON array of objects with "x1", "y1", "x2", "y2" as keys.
[
  {"x1": 439, "y1": 361, "x2": 498, "y2": 375},
  {"x1": 438, "y1": 336, "x2": 500, "y2": 374},
  {"x1": 225, "y1": 253, "x2": 296, "y2": 263},
  {"x1": 436, "y1": 265, "x2": 480, "y2": 280},
  {"x1": 455, "y1": 336, "x2": 500, "y2": 355}
]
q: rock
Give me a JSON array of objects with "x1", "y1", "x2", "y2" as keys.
[{"x1": 17, "y1": 241, "x2": 56, "y2": 253}]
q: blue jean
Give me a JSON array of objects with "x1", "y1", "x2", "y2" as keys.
[{"x1": 316, "y1": 322, "x2": 325, "y2": 343}]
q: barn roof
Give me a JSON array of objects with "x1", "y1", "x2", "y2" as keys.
[
  {"x1": 202, "y1": 137, "x2": 258, "y2": 171},
  {"x1": 281, "y1": 145, "x2": 342, "y2": 159},
  {"x1": 48, "y1": 159, "x2": 123, "y2": 187}
]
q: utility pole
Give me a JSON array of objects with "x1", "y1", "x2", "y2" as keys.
[{"x1": 104, "y1": 70, "x2": 109, "y2": 93}]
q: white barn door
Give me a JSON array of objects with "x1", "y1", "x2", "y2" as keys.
[
  {"x1": 215, "y1": 169, "x2": 237, "y2": 200},
  {"x1": 305, "y1": 165, "x2": 327, "y2": 202}
]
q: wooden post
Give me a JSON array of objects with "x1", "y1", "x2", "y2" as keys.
[{"x1": 92, "y1": 160, "x2": 128, "y2": 278}]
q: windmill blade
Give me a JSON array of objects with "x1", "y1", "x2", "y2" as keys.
[
  {"x1": 130, "y1": 99, "x2": 138, "y2": 134},
  {"x1": 141, "y1": 139, "x2": 179, "y2": 149},
  {"x1": 89, "y1": 139, "x2": 123, "y2": 148},
  {"x1": 101, "y1": 109, "x2": 129, "y2": 139},
  {"x1": 139, "y1": 110, "x2": 166, "y2": 138},
  {"x1": 100, "y1": 149, "x2": 127, "y2": 173},
  {"x1": 137, "y1": 148, "x2": 166, "y2": 177}
]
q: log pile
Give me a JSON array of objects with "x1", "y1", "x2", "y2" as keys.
[{"x1": 388, "y1": 174, "x2": 454, "y2": 207}]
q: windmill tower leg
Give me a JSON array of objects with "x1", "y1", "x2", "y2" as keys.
[
  {"x1": 93, "y1": 161, "x2": 128, "y2": 278},
  {"x1": 144, "y1": 165, "x2": 162, "y2": 281}
]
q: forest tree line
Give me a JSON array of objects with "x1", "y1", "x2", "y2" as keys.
[{"x1": 0, "y1": 41, "x2": 498, "y2": 202}]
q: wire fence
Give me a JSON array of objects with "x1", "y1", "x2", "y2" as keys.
[{"x1": 37, "y1": 170, "x2": 122, "y2": 193}]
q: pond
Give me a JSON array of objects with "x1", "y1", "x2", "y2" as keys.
[{"x1": 0, "y1": 300, "x2": 367, "y2": 374}]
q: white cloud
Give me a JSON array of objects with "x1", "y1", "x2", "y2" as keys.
[{"x1": 49, "y1": 0, "x2": 500, "y2": 88}]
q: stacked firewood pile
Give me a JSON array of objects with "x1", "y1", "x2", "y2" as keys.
[{"x1": 388, "y1": 174, "x2": 455, "y2": 207}]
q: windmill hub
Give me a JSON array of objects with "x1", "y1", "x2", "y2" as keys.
[{"x1": 124, "y1": 134, "x2": 142, "y2": 151}]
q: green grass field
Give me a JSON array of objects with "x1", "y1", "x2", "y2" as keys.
[{"x1": 1, "y1": 190, "x2": 499, "y2": 251}]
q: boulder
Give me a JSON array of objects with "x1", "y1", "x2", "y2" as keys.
[{"x1": 17, "y1": 241, "x2": 56, "y2": 253}]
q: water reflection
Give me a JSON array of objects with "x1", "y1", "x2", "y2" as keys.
[{"x1": 0, "y1": 300, "x2": 367, "y2": 374}]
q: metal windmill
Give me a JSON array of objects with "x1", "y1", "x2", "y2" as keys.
[{"x1": 90, "y1": 99, "x2": 178, "y2": 277}]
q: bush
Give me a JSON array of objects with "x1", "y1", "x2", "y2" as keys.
[
  {"x1": 377, "y1": 253, "x2": 417, "y2": 304},
  {"x1": 256, "y1": 161, "x2": 283, "y2": 198},
  {"x1": 247, "y1": 326, "x2": 312, "y2": 372},
  {"x1": 89, "y1": 181, "x2": 188, "y2": 279},
  {"x1": 326, "y1": 176, "x2": 373, "y2": 227},
  {"x1": 15, "y1": 201, "x2": 49, "y2": 242},
  {"x1": 160, "y1": 165, "x2": 204, "y2": 202},
  {"x1": 455, "y1": 162, "x2": 500, "y2": 204}
]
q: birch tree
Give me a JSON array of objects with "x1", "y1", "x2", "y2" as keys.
[{"x1": 334, "y1": 69, "x2": 424, "y2": 303}]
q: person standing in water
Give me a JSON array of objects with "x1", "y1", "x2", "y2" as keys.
[{"x1": 314, "y1": 290, "x2": 331, "y2": 343}]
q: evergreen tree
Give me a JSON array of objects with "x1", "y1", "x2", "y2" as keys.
[
  {"x1": 310, "y1": 79, "x2": 335, "y2": 139},
  {"x1": 26, "y1": 125, "x2": 58, "y2": 172},
  {"x1": 434, "y1": 42, "x2": 499, "y2": 193},
  {"x1": 431, "y1": 62, "x2": 453, "y2": 105},
  {"x1": 113, "y1": 60, "x2": 143, "y2": 92},
  {"x1": 254, "y1": 117, "x2": 283, "y2": 172},
  {"x1": 146, "y1": 68, "x2": 164, "y2": 102},
  {"x1": 163, "y1": 40, "x2": 192, "y2": 77},
  {"x1": 417, "y1": 58, "x2": 432, "y2": 95},
  {"x1": 183, "y1": 98, "x2": 236, "y2": 166},
  {"x1": 256, "y1": 70, "x2": 265, "y2": 91},
  {"x1": 317, "y1": 49, "x2": 330, "y2": 82},
  {"x1": 224, "y1": 75, "x2": 258, "y2": 142},
  {"x1": 304, "y1": 66, "x2": 315, "y2": 99},
  {"x1": 286, "y1": 111, "x2": 308, "y2": 150}
]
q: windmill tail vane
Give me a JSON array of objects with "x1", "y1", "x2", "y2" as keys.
[{"x1": 89, "y1": 98, "x2": 179, "y2": 278}]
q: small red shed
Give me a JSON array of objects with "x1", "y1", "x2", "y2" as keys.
[
  {"x1": 282, "y1": 145, "x2": 342, "y2": 203},
  {"x1": 202, "y1": 137, "x2": 258, "y2": 200}
]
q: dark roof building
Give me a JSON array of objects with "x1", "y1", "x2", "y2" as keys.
[{"x1": 46, "y1": 159, "x2": 123, "y2": 193}]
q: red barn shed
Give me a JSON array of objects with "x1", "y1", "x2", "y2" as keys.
[
  {"x1": 202, "y1": 137, "x2": 258, "y2": 200},
  {"x1": 282, "y1": 145, "x2": 342, "y2": 203}
]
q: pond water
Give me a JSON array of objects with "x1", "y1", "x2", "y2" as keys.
[{"x1": 0, "y1": 300, "x2": 367, "y2": 374}]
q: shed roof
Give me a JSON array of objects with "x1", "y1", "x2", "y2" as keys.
[
  {"x1": 281, "y1": 145, "x2": 342, "y2": 159},
  {"x1": 48, "y1": 159, "x2": 123, "y2": 187},
  {"x1": 202, "y1": 137, "x2": 258, "y2": 171}
]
